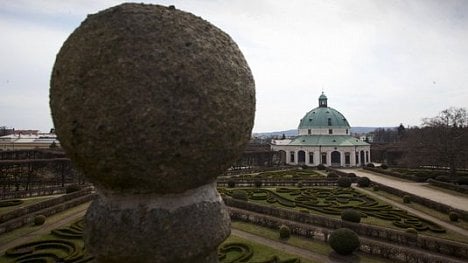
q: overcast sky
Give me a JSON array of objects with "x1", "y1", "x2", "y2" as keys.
[{"x1": 1, "y1": 0, "x2": 467, "y2": 133}]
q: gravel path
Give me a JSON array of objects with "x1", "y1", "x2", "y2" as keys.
[{"x1": 342, "y1": 169, "x2": 468, "y2": 212}]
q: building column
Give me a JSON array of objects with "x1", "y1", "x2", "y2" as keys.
[{"x1": 340, "y1": 151, "x2": 345, "y2": 167}]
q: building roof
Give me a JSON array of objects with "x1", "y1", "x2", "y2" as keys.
[
  {"x1": 288, "y1": 135, "x2": 369, "y2": 146},
  {"x1": 298, "y1": 93, "x2": 351, "y2": 129},
  {"x1": 298, "y1": 106, "x2": 350, "y2": 129}
]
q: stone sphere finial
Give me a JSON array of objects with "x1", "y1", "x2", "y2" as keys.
[
  {"x1": 50, "y1": 3, "x2": 255, "y2": 195},
  {"x1": 50, "y1": 3, "x2": 255, "y2": 262}
]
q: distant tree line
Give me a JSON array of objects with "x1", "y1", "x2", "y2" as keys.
[{"x1": 371, "y1": 107, "x2": 467, "y2": 176}]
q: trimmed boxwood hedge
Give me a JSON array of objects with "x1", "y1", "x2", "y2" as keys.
[{"x1": 329, "y1": 228, "x2": 360, "y2": 255}]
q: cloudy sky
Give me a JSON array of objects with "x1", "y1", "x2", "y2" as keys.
[{"x1": 1, "y1": 0, "x2": 467, "y2": 133}]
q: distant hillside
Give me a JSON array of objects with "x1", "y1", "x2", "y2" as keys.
[{"x1": 253, "y1": 127, "x2": 394, "y2": 138}]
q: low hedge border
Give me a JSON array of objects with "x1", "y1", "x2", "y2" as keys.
[
  {"x1": 370, "y1": 181, "x2": 468, "y2": 221},
  {"x1": 0, "y1": 187, "x2": 93, "y2": 224},
  {"x1": 229, "y1": 206, "x2": 464, "y2": 263},
  {"x1": 427, "y1": 179, "x2": 468, "y2": 194},
  {"x1": 224, "y1": 197, "x2": 468, "y2": 260},
  {"x1": 0, "y1": 192, "x2": 96, "y2": 234}
]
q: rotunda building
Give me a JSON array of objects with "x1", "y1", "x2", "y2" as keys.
[{"x1": 271, "y1": 93, "x2": 370, "y2": 167}]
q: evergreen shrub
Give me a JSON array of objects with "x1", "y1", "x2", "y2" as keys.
[
  {"x1": 279, "y1": 225, "x2": 291, "y2": 239},
  {"x1": 328, "y1": 228, "x2": 360, "y2": 255},
  {"x1": 372, "y1": 185, "x2": 379, "y2": 191},
  {"x1": 449, "y1": 212, "x2": 459, "y2": 222},
  {"x1": 317, "y1": 164, "x2": 326, "y2": 170},
  {"x1": 366, "y1": 163, "x2": 375, "y2": 168},
  {"x1": 337, "y1": 177, "x2": 352, "y2": 188},
  {"x1": 357, "y1": 177, "x2": 370, "y2": 187},
  {"x1": 327, "y1": 172, "x2": 338, "y2": 178},
  {"x1": 254, "y1": 180, "x2": 262, "y2": 187},
  {"x1": 347, "y1": 173, "x2": 356, "y2": 177},
  {"x1": 405, "y1": 228, "x2": 418, "y2": 235},
  {"x1": 227, "y1": 180, "x2": 236, "y2": 188},
  {"x1": 232, "y1": 190, "x2": 249, "y2": 201},
  {"x1": 34, "y1": 215, "x2": 46, "y2": 226},
  {"x1": 457, "y1": 177, "x2": 468, "y2": 185},
  {"x1": 65, "y1": 184, "x2": 81, "y2": 194},
  {"x1": 341, "y1": 209, "x2": 361, "y2": 223},
  {"x1": 403, "y1": 195, "x2": 411, "y2": 203},
  {"x1": 380, "y1": 164, "x2": 388, "y2": 169}
]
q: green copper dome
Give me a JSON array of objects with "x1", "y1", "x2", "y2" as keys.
[{"x1": 298, "y1": 93, "x2": 350, "y2": 129}]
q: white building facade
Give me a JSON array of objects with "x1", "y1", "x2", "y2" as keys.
[{"x1": 271, "y1": 93, "x2": 370, "y2": 167}]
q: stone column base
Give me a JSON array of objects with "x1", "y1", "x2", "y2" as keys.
[{"x1": 85, "y1": 182, "x2": 230, "y2": 263}]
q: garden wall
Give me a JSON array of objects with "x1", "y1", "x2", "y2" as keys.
[{"x1": 224, "y1": 197, "x2": 468, "y2": 260}]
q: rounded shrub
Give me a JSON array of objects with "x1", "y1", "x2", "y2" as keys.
[
  {"x1": 337, "y1": 177, "x2": 352, "y2": 188},
  {"x1": 279, "y1": 225, "x2": 291, "y2": 239},
  {"x1": 232, "y1": 190, "x2": 249, "y2": 201},
  {"x1": 366, "y1": 163, "x2": 375, "y2": 168},
  {"x1": 435, "y1": 176, "x2": 450, "y2": 183},
  {"x1": 405, "y1": 228, "x2": 418, "y2": 235},
  {"x1": 449, "y1": 212, "x2": 459, "y2": 222},
  {"x1": 372, "y1": 185, "x2": 379, "y2": 191},
  {"x1": 457, "y1": 177, "x2": 468, "y2": 185},
  {"x1": 341, "y1": 209, "x2": 361, "y2": 223},
  {"x1": 327, "y1": 172, "x2": 338, "y2": 178},
  {"x1": 380, "y1": 164, "x2": 388, "y2": 169},
  {"x1": 357, "y1": 177, "x2": 370, "y2": 187},
  {"x1": 34, "y1": 215, "x2": 46, "y2": 226},
  {"x1": 227, "y1": 180, "x2": 236, "y2": 188},
  {"x1": 65, "y1": 184, "x2": 81, "y2": 194},
  {"x1": 329, "y1": 228, "x2": 360, "y2": 255},
  {"x1": 254, "y1": 180, "x2": 262, "y2": 188},
  {"x1": 403, "y1": 195, "x2": 411, "y2": 203},
  {"x1": 317, "y1": 164, "x2": 326, "y2": 170},
  {"x1": 347, "y1": 173, "x2": 356, "y2": 178}
]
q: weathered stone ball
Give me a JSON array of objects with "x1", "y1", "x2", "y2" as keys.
[{"x1": 50, "y1": 3, "x2": 255, "y2": 194}]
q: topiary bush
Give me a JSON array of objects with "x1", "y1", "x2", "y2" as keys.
[
  {"x1": 435, "y1": 175, "x2": 451, "y2": 182},
  {"x1": 328, "y1": 228, "x2": 360, "y2": 255},
  {"x1": 34, "y1": 215, "x2": 46, "y2": 226},
  {"x1": 279, "y1": 225, "x2": 291, "y2": 239},
  {"x1": 366, "y1": 163, "x2": 375, "y2": 168},
  {"x1": 347, "y1": 173, "x2": 356, "y2": 177},
  {"x1": 372, "y1": 185, "x2": 379, "y2": 191},
  {"x1": 254, "y1": 180, "x2": 262, "y2": 188},
  {"x1": 449, "y1": 211, "x2": 459, "y2": 222},
  {"x1": 337, "y1": 177, "x2": 352, "y2": 188},
  {"x1": 227, "y1": 180, "x2": 236, "y2": 188},
  {"x1": 380, "y1": 164, "x2": 388, "y2": 169},
  {"x1": 317, "y1": 164, "x2": 326, "y2": 170},
  {"x1": 341, "y1": 209, "x2": 361, "y2": 223},
  {"x1": 327, "y1": 172, "x2": 338, "y2": 178},
  {"x1": 405, "y1": 228, "x2": 418, "y2": 235},
  {"x1": 403, "y1": 195, "x2": 411, "y2": 203},
  {"x1": 232, "y1": 190, "x2": 249, "y2": 201},
  {"x1": 457, "y1": 177, "x2": 468, "y2": 185},
  {"x1": 357, "y1": 177, "x2": 370, "y2": 187},
  {"x1": 65, "y1": 184, "x2": 81, "y2": 194}
]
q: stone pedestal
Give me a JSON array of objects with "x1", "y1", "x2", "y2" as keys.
[{"x1": 50, "y1": 3, "x2": 255, "y2": 262}]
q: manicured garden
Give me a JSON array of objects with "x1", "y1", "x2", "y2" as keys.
[
  {"x1": 219, "y1": 186, "x2": 446, "y2": 234},
  {"x1": 225, "y1": 169, "x2": 325, "y2": 180},
  {"x1": 0, "y1": 218, "x2": 306, "y2": 263}
]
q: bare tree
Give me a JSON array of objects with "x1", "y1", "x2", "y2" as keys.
[{"x1": 415, "y1": 107, "x2": 468, "y2": 176}]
